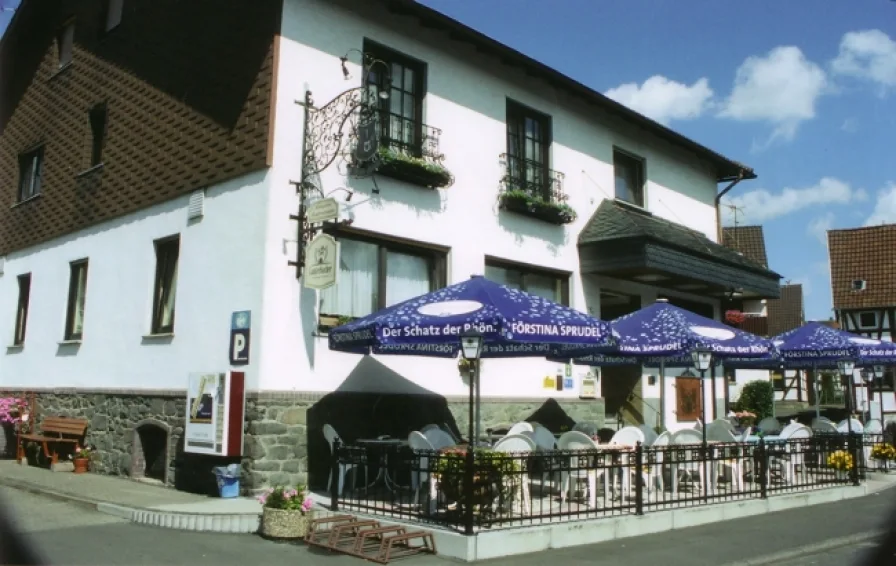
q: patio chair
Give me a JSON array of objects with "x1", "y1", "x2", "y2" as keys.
[
  {"x1": 864, "y1": 419, "x2": 883, "y2": 434},
  {"x1": 757, "y1": 417, "x2": 781, "y2": 434},
  {"x1": 705, "y1": 426, "x2": 745, "y2": 493},
  {"x1": 492, "y1": 434, "x2": 535, "y2": 512},
  {"x1": 637, "y1": 424, "x2": 659, "y2": 446},
  {"x1": 608, "y1": 427, "x2": 645, "y2": 501},
  {"x1": 711, "y1": 418, "x2": 736, "y2": 433},
  {"x1": 322, "y1": 424, "x2": 366, "y2": 497},
  {"x1": 836, "y1": 419, "x2": 864, "y2": 434},
  {"x1": 812, "y1": 419, "x2": 838, "y2": 433},
  {"x1": 423, "y1": 428, "x2": 455, "y2": 450},
  {"x1": 669, "y1": 429, "x2": 705, "y2": 495},
  {"x1": 529, "y1": 425, "x2": 559, "y2": 494},
  {"x1": 407, "y1": 431, "x2": 439, "y2": 514},
  {"x1": 507, "y1": 422, "x2": 534, "y2": 436},
  {"x1": 770, "y1": 425, "x2": 812, "y2": 484},
  {"x1": 557, "y1": 431, "x2": 606, "y2": 508},
  {"x1": 646, "y1": 431, "x2": 672, "y2": 493}
]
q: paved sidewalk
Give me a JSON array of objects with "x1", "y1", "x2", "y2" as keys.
[{"x1": 0, "y1": 460, "x2": 262, "y2": 533}]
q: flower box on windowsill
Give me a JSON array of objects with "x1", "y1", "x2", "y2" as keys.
[
  {"x1": 375, "y1": 147, "x2": 454, "y2": 189},
  {"x1": 498, "y1": 190, "x2": 576, "y2": 225}
]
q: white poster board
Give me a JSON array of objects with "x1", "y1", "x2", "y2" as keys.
[{"x1": 185, "y1": 372, "x2": 230, "y2": 455}]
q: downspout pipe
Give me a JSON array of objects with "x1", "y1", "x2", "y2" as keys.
[{"x1": 715, "y1": 169, "x2": 747, "y2": 243}]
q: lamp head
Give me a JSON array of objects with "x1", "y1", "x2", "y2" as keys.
[
  {"x1": 837, "y1": 358, "x2": 856, "y2": 377},
  {"x1": 873, "y1": 364, "x2": 885, "y2": 379},
  {"x1": 691, "y1": 347, "x2": 713, "y2": 372},
  {"x1": 460, "y1": 329, "x2": 484, "y2": 360}
]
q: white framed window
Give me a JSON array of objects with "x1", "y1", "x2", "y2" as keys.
[
  {"x1": 64, "y1": 260, "x2": 89, "y2": 340},
  {"x1": 151, "y1": 236, "x2": 180, "y2": 334},
  {"x1": 857, "y1": 311, "x2": 878, "y2": 329},
  {"x1": 319, "y1": 235, "x2": 446, "y2": 321},
  {"x1": 18, "y1": 146, "x2": 44, "y2": 202}
]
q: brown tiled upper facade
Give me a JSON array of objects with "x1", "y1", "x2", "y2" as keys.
[
  {"x1": 829, "y1": 224, "x2": 896, "y2": 310},
  {"x1": 722, "y1": 226, "x2": 768, "y2": 268},
  {"x1": 0, "y1": 0, "x2": 281, "y2": 255},
  {"x1": 767, "y1": 283, "x2": 804, "y2": 336}
]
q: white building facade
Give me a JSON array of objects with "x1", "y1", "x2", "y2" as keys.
[{"x1": 0, "y1": 0, "x2": 780, "y2": 490}]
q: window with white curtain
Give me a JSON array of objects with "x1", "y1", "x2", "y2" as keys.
[
  {"x1": 484, "y1": 259, "x2": 569, "y2": 305},
  {"x1": 151, "y1": 236, "x2": 179, "y2": 334},
  {"x1": 65, "y1": 259, "x2": 89, "y2": 340},
  {"x1": 319, "y1": 236, "x2": 445, "y2": 320}
]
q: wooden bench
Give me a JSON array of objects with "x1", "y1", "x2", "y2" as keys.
[{"x1": 19, "y1": 416, "x2": 89, "y2": 465}]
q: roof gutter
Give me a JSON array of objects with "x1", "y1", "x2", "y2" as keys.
[{"x1": 715, "y1": 168, "x2": 747, "y2": 243}]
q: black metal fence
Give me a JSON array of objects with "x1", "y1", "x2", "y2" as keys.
[
  {"x1": 855, "y1": 432, "x2": 896, "y2": 475},
  {"x1": 329, "y1": 433, "x2": 871, "y2": 534}
]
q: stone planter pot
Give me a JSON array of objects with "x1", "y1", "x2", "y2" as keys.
[
  {"x1": 260, "y1": 508, "x2": 313, "y2": 539},
  {"x1": 73, "y1": 458, "x2": 89, "y2": 474}
]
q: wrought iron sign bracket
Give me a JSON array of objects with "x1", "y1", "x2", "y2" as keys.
[{"x1": 288, "y1": 52, "x2": 391, "y2": 280}]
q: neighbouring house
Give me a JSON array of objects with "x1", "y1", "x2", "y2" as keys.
[
  {"x1": 828, "y1": 224, "x2": 896, "y2": 424},
  {"x1": 0, "y1": 0, "x2": 779, "y2": 493},
  {"x1": 721, "y1": 226, "x2": 808, "y2": 409}
]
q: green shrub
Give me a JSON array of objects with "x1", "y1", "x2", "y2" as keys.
[{"x1": 736, "y1": 381, "x2": 774, "y2": 420}]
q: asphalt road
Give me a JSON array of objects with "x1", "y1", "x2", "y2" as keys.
[{"x1": 0, "y1": 486, "x2": 893, "y2": 565}]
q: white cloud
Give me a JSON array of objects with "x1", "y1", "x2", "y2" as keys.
[
  {"x1": 807, "y1": 212, "x2": 835, "y2": 247},
  {"x1": 831, "y1": 29, "x2": 896, "y2": 90},
  {"x1": 721, "y1": 177, "x2": 864, "y2": 224},
  {"x1": 841, "y1": 118, "x2": 858, "y2": 133},
  {"x1": 864, "y1": 181, "x2": 896, "y2": 226},
  {"x1": 604, "y1": 75, "x2": 713, "y2": 125},
  {"x1": 719, "y1": 46, "x2": 827, "y2": 142}
]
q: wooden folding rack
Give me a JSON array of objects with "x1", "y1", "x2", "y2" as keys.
[{"x1": 304, "y1": 514, "x2": 437, "y2": 564}]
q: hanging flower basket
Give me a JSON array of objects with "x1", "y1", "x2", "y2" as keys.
[{"x1": 725, "y1": 310, "x2": 746, "y2": 326}]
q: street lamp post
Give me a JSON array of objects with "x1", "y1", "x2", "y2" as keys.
[
  {"x1": 837, "y1": 358, "x2": 856, "y2": 433},
  {"x1": 873, "y1": 365, "x2": 885, "y2": 422},
  {"x1": 460, "y1": 330, "x2": 484, "y2": 445},
  {"x1": 691, "y1": 347, "x2": 713, "y2": 499}
]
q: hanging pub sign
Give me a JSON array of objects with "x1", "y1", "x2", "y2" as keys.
[
  {"x1": 303, "y1": 233, "x2": 340, "y2": 290},
  {"x1": 353, "y1": 118, "x2": 379, "y2": 163},
  {"x1": 306, "y1": 197, "x2": 339, "y2": 224}
]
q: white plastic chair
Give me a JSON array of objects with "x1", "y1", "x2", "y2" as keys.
[
  {"x1": 407, "y1": 431, "x2": 438, "y2": 513},
  {"x1": 638, "y1": 424, "x2": 659, "y2": 446},
  {"x1": 864, "y1": 419, "x2": 883, "y2": 434},
  {"x1": 646, "y1": 431, "x2": 672, "y2": 492},
  {"x1": 812, "y1": 419, "x2": 838, "y2": 432},
  {"x1": 669, "y1": 428, "x2": 705, "y2": 495},
  {"x1": 323, "y1": 424, "x2": 366, "y2": 496},
  {"x1": 757, "y1": 417, "x2": 781, "y2": 434},
  {"x1": 507, "y1": 422, "x2": 534, "y2": 436},
  {"x1": 608, "y1": 427, "x2": 645, "y2": 501},
  {"x1": 424, "y1": 428, "x2": 456, "y2": 450},
  {"x1": 492, "y1": 434, "x2": 535, "y2": 512},
  {"x1": 837, "y1": 419, "x2": 864, "y2": 434},
  {"x1": 773, "y1": 425, "x2": 812, "y2": 484},
  {"x1": 557, "y1": 431, "x2": 605, "y2": 507},
  {"x1": 706, "y1": 426, "x2": 744, "y2": 493}
]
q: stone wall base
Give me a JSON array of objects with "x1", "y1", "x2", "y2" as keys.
[{"x1": 2, "y1": 388, "x2": 605, "y2": 495}]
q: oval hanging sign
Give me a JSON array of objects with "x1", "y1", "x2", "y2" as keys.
[{"x1": 306, "y1": 197, "x2": 339, "y2": 224}]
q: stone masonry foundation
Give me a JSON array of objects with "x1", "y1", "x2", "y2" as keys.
[{"x1": 2, "y1": 388, "x2": 604, "y2": 496}]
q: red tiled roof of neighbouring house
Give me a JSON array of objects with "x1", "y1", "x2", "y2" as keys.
[
  {"x1": 722, "y1": 226, "x2": 768, "y2": 268},
  {"x1": 828, "y1": 224, "x2": 896, "y2": 310},
  {"x1": 768, "y1": 284, "x2": 805, "y2": 336}
]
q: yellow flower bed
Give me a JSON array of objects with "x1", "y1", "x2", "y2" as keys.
[{"x1": 827, "y1": 450, "x2": 854, "y2": 471}]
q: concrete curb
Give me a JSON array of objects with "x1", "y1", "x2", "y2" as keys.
[{"x1": 0, "y1": 477, "x2": 261, "y2": 534}]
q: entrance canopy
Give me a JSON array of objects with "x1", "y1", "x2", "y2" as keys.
[{"x1": 578, "y1": 200, "x2": 782, "y2": 300}]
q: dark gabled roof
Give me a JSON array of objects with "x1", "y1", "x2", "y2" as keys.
[
  {"x1": 722, "y1": 226, "x2": 768, "y2": 268},
  {"x1": 768, "y1": 283, "x2": 805, "y2": 336},
  {"x1": 370, "y1": 0, "x2": 755, "y2": 183},
  {"x1": 578, "y1": 199, "x2": 780, "y2": 277},
  {"x1": 828, "y1": 224, "x2": 896, "y2": 310}
]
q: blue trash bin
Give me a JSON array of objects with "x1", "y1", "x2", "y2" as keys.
[{"x1": 213, "y1": 464, "x2": 241, "y2": 498}]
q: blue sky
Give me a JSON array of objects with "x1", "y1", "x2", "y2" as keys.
[
  {"x1": 416, "y1": 0, "x2": 896, "y2": 321},
  {"x1": 2, "y1": 1, "x2": 894, "y2": 321}
]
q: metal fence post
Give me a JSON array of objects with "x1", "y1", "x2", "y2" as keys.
[
  {"x1": 330, "y1": 437, "x2": 341, "y2": 511},
  {"x1": 758, "y1": 437, "x2": 768, "y2": 499},
  {"x1": 848, "y1": 433, "x2": 860, "y2": 486},
  {"x1": 634, "y1": 441, "x2": 644, "y2": 515},
  {"x1": 463, "y1": 447, "x2": 475, "y2": 535}
]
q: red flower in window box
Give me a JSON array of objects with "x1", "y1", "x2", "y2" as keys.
[{"x1": 725, "y1": 310, "x2": 746, "y2": 326}]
